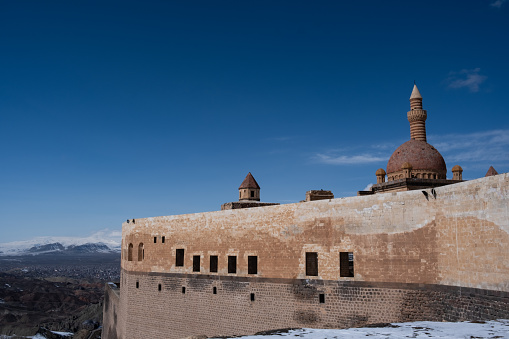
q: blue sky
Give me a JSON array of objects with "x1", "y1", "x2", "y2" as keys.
[{"x1": 1, "y1": 1, "x2": 508, "y2": 242}]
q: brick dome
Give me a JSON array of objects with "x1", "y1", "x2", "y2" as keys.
[{"x1": 387, "y1": 140, "x2": 446, "y2": 175}]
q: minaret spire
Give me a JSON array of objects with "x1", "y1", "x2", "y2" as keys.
[{"x1": 407, "y1": 84, "x2": 427, "y2": 142}]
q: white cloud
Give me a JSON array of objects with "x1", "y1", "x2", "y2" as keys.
[
  {"x1": 445, "y1": 68, "x2": 487, "y2": 92},
  {"x1": 314, "y1": 153, "x2": 388, "y2": 165},
  {"x1": 491, "y1": 0, "x2": 507, "y2": 8},
  {"x1": 363, "y1": 183, "x2": 374, "y2": 191},
  {"x1": 429, "y1": 129, "x2": 509, "y2": 164}
]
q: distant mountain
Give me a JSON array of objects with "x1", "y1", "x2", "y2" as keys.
[
  {"x1": 0, "y1": 229, "x2": 121, "y2": 256},
  {"x1": 66, "y1": 243, "x2": 113, "y2": 253},
  {"x1": 27, "y1": 242, "x2": 65, "y2": 253}
]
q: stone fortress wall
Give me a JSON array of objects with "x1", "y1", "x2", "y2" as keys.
[{"x1": 102, "y1": 173, "x2": 509, "y2": 339}]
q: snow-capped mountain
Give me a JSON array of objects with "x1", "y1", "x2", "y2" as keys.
[{"x1": 0, "y1": 229, "x2": 121, "y2": 256}]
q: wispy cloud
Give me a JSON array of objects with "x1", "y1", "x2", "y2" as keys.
[
  {"x1": 429, "y1": 129, "x2": 509, "y2": 164},
  {"x1": 313, "y1": 129, "x2": 508, "y2": 172},
  {"x1": 314, "y1": 153, "x2": 388, "y2": 165},
  {"x1": 362, "y1": 183, "x2": 374, "y2": 191},
  {"x1": 312, "y1": 142, "x2": 397, "y2": 165},
  {"x1": 491, "y1": 0, "x2": 507, "y2": 8},
  {"x1": 445, "y1": 68, "x2": 487, "y2": 92}
]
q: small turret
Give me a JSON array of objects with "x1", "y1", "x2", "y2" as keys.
[
  {"x1": 452, "y1": 165, "x2": 463, "y2": 180},
  {"x1": 239, "y1": 172, "x2": 260, "y2": 201},
  {"x1": 485, "y1": 166, "x2": 498, "y2": 177},
  {"x1": 402, "y1": 162, "x2": 413, "y2": 178},
  {"x1": 375, "y1": 168, "x2": 386, "y2": 184}
]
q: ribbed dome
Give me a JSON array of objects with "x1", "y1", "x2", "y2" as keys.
[{"x1": 387, "y1": 140, "x2": 446, "y2": 175}]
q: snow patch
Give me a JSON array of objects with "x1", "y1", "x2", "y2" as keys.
[{"x1": 211, "y1": 320, "x2": 509, "y2": 338}]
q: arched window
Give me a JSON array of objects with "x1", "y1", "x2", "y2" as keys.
[
  {"x1": 138, "y1": 243, "x2": 144, "y2": 261},
  {"x1": 128, "y1": 243, "x2": 133, "y2": 261}
]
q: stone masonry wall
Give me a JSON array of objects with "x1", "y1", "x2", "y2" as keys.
[
  {"x1": 119, "y1": 272, "x2": 509, "y2": 339},
  {"x1": 104, "y1": 173, "x2": 509, "y2": 338},
  {"x1": 102, "y1": 284, "x2": 124, "y2": 339},
  {"x1": 122, "y1": 173, "x2": 509, "y2": 291}
]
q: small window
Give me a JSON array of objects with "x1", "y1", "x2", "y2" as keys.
[
  {"x1": 128, "y1": 243, "x2": 133, "y2": 261},
  {"x1": 248, "y1": 256, "x2": 257, "y2": 274},
  {"x1": 210, "y1": 255, "x2": 218, "y2": 273},
  {"x1": 306, "y1": 252, "x2": 318, "y2": 276},
  {"x1": 250, "y1": 293, "x2": 255, "y2": 302},
  {"x1": 228, "y1": 256, "x2": 237, "y2": 274},
  {"x1": 213, "y1": 287, "x2": 217, "y2": 294},
  {"x1": 138, "y1": 243, "x2": 144, "y2": 261},
  {"x1": 162, "y1": 236, "x2": 165, "y2": 243},
  {"x1": 154, "y1": 237, "x2": 157, "y2": 243},
  {"x1": 136, "y1": 281, "x2": 139, "y2": 289},
  {"x1": 193, "y1": 255, "x2": 200, "y2": 272},
  {"x1": 340, "y1": 252, "x2": 354, "y2": 277},
  {"x1": 182, "y1": 286, "x2": 186, "y2": 294},
  {"x1": 319, "y1": 293, "x2": 325, "y2": 303},
  {"x1": 158, "y1": 284, "x2": 161, "y2": 291},
  {"x1": 251, "y1": 190, "x2": 255, "y2": 198},
  {"x1": 176, "y1": 249, "x2": 184, "y2": 267}
]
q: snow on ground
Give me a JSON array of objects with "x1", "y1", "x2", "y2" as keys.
[
  {"x1": 212, "y1": 320, "x2": 509, "y2": 338},
  {"x1": 1, "y1": 320, "x2": 508, "y2": 338}
]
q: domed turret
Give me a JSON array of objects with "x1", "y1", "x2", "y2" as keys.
[
  {"x1": 375, "y1": 168, "x2": 386, "y2": 184},
  {"x1": 452, "y1": 165, "x2": 463, "y2": 180}
]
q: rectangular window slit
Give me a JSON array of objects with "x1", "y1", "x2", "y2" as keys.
[
  {"x1": 250, "y1": 293, "x2": 255, "y2": 302},
  {"x1": 154, "y1": 237, "x2": 157, "y2": 243},
  {"x1": 213, "y1": 287, "x2": 217, "y2": 294},
  {"x1": 248, "y1": 256, "x2": 258, "y2": 274},
  {"x1": 136, "y1": 281, "x2": 139, "y2": 289},
  {"x1": 210, "y1": 255, "x2": 218, "y2": 273},
  {"x1": 158, "y1": 284, "x2": 161, "y2": 291},
  {"x1": 340, "y1": 252, "x2": 354, "y2": 277},
  {"x1": 228, "y1": 256, "x2": 237, "y2": 274},
  {"x1": 319, "y1": 293, "x2": 325, "y2": 303},
  {"x1": 193, "y1": 255, "x2": 200, "y2": 272},
  {"x1": 182, "y1": 286, "x2": 186, "y2": 294},
  {"x1": 176, "y1": 249, "x2": 184, "y2": 267},
  {"x1": 306, "y1": 252, "x2": 318, "y2": 276},
  {"x1": 162, "y1": 236, "x2": 165, "y2": 243}
]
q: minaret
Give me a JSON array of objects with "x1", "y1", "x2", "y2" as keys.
[{"x1": 407, "y1": 84, "x2": 428, "y2": 142}]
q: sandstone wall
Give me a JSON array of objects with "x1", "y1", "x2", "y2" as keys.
[
  {"x1": 122, "y1": 173, "x2": 509, "y2": 291},
  {"x1": 102, "y1": 284, "x2": 124, "y2": 339},
  {"x1": 105, "y1": 173, "x2": 509, "y2": 339}
]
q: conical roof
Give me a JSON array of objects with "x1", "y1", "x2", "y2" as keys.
[
  {"x1": 410, "y1": 84, "x2": 422, "y2": 99},
  {"x1": 485, "y1": 166, "x2": 498, "y2": 177},
  {"x1": 239, "y1": 172, "x2": 260, "y2": 189}
]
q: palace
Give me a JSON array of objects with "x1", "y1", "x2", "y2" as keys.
[{"x1": 103, "y1": 86, "x2": 509, "y2": 339}]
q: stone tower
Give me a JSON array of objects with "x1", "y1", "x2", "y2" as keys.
[
  {"x1": 239, "y1": 172, "x2": 260, "y2": 201},
  {"x1": 407, "y1": 84, "x2": 427, "y2": 142}
]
